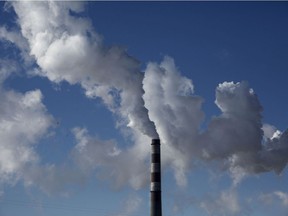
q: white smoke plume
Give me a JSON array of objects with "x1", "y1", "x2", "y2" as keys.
[
  {"x1": 9, "y1": 1, "x2": 158, "y2": 139},
  {"x1": 0, "y1": 0, "x2": 157, "y2": 191},
  {"x1": 143, "y1": 58, "x2": 288, "y2": 185},
  {"x1": 71, "y1": 127, "x2": 150, "y2": 190},
  {"x1": 0, "y1": 0, "x2": 287, "y2": 195},
  {"x1": 143, "y1": 57, "x2": 204, "y2": 186},
  {"x1": 0, "y1": 87, "x2": 54, "y2": 184}
]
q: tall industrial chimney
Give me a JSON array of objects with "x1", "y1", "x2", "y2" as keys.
[{"x1": 150, "y1": 139, "x2": 162, "y2": 216}]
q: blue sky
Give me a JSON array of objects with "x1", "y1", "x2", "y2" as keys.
[{"x1": 0, "y1": 1, "x2": 288, "y2": 216}]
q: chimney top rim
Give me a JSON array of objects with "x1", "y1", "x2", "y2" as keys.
[{"x1": 151, "y1": 139, "x2": 160, "y2": 145}]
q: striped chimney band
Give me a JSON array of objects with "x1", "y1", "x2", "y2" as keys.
[
  {"x1": 150, "y1": 139, "x2": 161, "y2": 192},
  {"x1": 150, "y1": 138, "x2": 162, "y2": 216}
]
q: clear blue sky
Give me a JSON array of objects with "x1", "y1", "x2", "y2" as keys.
[{"x1": 0, "y1": 1, "x2": 288, "y2": 216}]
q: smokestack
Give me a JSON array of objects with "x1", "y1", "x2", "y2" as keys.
[{"x1": 150, "y1": 138, "x2": 162, "y2": 216}]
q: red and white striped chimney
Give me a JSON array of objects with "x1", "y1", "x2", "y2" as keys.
[{"x1": 150, "y1": 139, "x2": 162, "y2": 216}]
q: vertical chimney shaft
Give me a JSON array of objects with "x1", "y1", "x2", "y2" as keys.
[{"x1": 150, "y1": 139, "x2": 162, "y2": 216}]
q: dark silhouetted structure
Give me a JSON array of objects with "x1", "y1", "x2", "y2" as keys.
[{"x1": 150, "y1": 139, "x2": 162, "y2": 216}]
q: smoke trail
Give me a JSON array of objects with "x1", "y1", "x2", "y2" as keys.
[
  {"x1": 0, "y1": 0, "x2": 287, "y2": 193},
  {"x1": 9, "y1": 1, "x2": 158, "y2": 139},
  {"x1": 143, "y1": 57, "x2": 204, "y2": 186},
  {"x1": 0, "y1": 1, "x2": 157, "y2": 192},
  {"x1": 143, "y1": 58, "x2": 288, "y2": 185}
]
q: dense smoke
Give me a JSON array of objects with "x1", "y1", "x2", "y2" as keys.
[
  {"x1": 143, "y1": 57, "x2": 205, "y2": 186},
  {"x1": 143, "y1": 57, "x2": 288, "y2": 185},
  {"x1": 0, "y1": 0, "x2": 287, "y2": 194},
  {"x1": 0, "y1": 1, "x2": 156, "y2": 192},
  {"x1": 10, "y1": 1, "x2": 158, "y2": 139}
]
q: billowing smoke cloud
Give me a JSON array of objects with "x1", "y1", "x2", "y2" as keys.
[
  {"x1": 143, "y1": 58, "x2": 288, "y2": 185},
  {"x1": 0, "y1": 0, "x2": 160, "y2": 192},
  {"x1": 201, "y1": 81, "x2": 263, "y2": 159},
  {"x1": 0, "y1": 0, "x2": 287, "y2": 196},
  {"x1": 9, "y1": 1, "x2": 158, "y2": 139},
  {"x1": 0, "y1": 86, "x2": 53, "y2": 184},
  {"x1": 143, "y1": 57, "x2": 204, "y2": 186},
  {"x1": 71, "y1": 127, "x2": 150, "y2": 190},
  {"x1": 0, "y1": 0, "x2": 158, "y2": 191}
]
